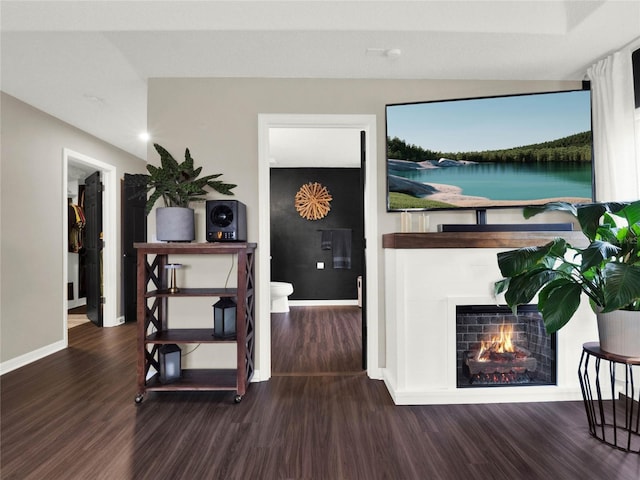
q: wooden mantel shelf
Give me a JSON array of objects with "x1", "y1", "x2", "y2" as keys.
[{"x1": 382, "y1": 231, "x2": 589, "y2": 249}]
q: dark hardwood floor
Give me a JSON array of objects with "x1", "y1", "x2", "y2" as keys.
[
  {"x1": 2, "y1": 310, "x2": 640, "y2": 479},
  {"x1": 271, "y1": 305, "x2": 362, "y2": 375}
]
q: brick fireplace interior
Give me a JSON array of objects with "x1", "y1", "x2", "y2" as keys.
[{"x1": 456, "y1": 305, "x2": 557, "y2": 388}]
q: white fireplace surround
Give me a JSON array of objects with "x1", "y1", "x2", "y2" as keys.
[{"x1": 382, "y1": 233, "x2": 599, "y2": 405}]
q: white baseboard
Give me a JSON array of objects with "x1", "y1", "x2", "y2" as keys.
[
  {"x1": 288, "y1": 299, "x2": 359, "y2": 307},
  {"x1": 67, "y1": 298, "x2": 87, "y2": 310},
  {"x1": 381, "y1": 369, "x2": 583, "y2": 405},
  {"x1": 0, "y1": 339, "x2": 66, "y2": 375},
  {"x1": 366, "y1": 366, "x2": 383, "y2": 381},
  {"x1": 103, "y1": 315, "x2": 126, "y2": 327}
]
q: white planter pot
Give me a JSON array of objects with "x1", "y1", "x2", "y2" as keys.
[
  {"x1": 597, "y1": 310, "x2": 640, "y2": 357},
  {"x1": 156, "y1": 207, "x2": 195, "y2": 242}
]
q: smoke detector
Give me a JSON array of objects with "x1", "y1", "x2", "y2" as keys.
[{"x1": 366, "y1": 48, "x2": 402, "y2": 59}]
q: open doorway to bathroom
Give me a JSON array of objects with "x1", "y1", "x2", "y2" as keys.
[
  {"x1": 258, "y1": 114, "x2": 379, "y2": 382},
  {"x1": 268, "y1": 127, "x2": 364, "y2": 375}
]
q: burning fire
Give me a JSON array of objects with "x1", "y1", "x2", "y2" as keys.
[{"x1": 476, "y1": 324, "x2": 515, "y2": 361}]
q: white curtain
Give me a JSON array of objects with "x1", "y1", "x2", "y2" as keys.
[{"x1": 587, "y1": 50, "x2": 639, "y2": 202}]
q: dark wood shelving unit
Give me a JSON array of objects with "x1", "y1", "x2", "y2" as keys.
[{"x1": 134, "y1": 242, "x2": 256, "y2": 404}]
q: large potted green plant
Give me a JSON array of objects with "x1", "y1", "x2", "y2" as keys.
[
  {"x1": 494, "y1": 200, "x2": 640, "y2": 356},
  {"x1": 140, "y1": 143, "x2": 236, "y2": 241}
]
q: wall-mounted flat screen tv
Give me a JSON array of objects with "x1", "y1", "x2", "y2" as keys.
[{"x1": 386, "y1": 89, "x2": 594, "y2": 212}]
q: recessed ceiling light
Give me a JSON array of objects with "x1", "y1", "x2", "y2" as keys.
[
  {"x1": 385, "y1": 48, "x2": 402, "y2": 58},
  {"x1": 83, "y1": 93, "x2": 105, "y2": 105},
  {"x1": 138, "y1": 132, "x2": 150, "y2": 142}
]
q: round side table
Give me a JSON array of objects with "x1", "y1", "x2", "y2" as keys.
[{"x1": 578, "y1": 342, "x2": 640, "y2": 453}]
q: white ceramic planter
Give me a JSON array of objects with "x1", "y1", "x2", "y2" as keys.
[
  {"x1": 156, "y1": 207, "x2": 195, "y2": 242},
  {"x1": 597, "y1": 310, "x2": 640, "y2": 357}
]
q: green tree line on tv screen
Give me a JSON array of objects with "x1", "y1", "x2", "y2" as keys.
[{"x1": 387, "y1": 131, "x2": 592, "y2": 164}]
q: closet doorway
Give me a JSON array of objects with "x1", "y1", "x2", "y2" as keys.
[
  {"x1": 63, "y1": 149, "x2": 118, "y2": 343},
  {"x1": 66, "y1": 163, "x2": 93, "y2": 329}
]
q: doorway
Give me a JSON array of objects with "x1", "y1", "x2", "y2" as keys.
[
  {"x1": 62, "y1": 149, "x2": 118, "y2": 344},
  {"x1": 257, "y1": 114, "x2": 380, "y2": 382},
  {"x1": 269, "y1": 133, "x2": 364, "y2": 374},
  {"x1": 66, "y1": 162, "x2": 92, "y2": 328},
  {"x1": 271, "y1": 305, "x2": 363, "y2": 375}
]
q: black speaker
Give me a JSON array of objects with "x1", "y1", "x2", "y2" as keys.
[{"x1": 206, "y1": 200, "x2": 247, "y2": 242}]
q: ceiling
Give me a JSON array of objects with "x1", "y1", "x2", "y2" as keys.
[{"x1": 2, "y1": 0, "x2": 639, "y2": 162}]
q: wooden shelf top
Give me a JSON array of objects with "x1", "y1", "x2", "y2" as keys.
[
  {"x1": 135, "y1": 242, "x2": 256, "y2": 254},
  {"x1": 146, "y1": 329, "x2": 236, "y2": 343},
  {"x1": 382, "y1": 231, "x2": 589, "y2": 249},
  {"x1": 145, "y1": 369, "x2": 239, "y2": 391},
  {"x1": 145, "y1": 287, "x2": 238, "y2": 298}
]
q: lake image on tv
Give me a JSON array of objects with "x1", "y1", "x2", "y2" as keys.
[
  {"x1": 386, "y1": 90, "x2": 594, "y2": 210},
  {"x1": 397, "y1": 161, "x2": 592, "y2": 201}
]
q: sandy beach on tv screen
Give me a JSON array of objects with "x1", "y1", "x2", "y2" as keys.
[{"x1": 425, "y1": 183, "x2": 591, "y2": 207}]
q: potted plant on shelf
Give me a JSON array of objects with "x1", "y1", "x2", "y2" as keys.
[
  {"x1": 138, "y1": 143, "x2": 236, "y2": 242},
  {"x1": 494, "y1": 200, "x2": 640, "y2": 356}
]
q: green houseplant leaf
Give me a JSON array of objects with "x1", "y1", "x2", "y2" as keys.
[
  {"x1": 537, "y1": 280, "x2": 583, "y2": 333},
  {"x1": 601, "y1": 263, "x2": 640, "y2": 312},
  {"x1": 580, "y1": 240, "x2": 620, "y2": 271},
  {"x1": 620, "y1": 200, "x2": 640, "y2": 227},
  {"x1": 496, "y1": 199, "x2": 640, "y2": 334},
  {"x1": 134, "y1": 143, "x2": 237, "y2": 214},
  {"x1": 500, "y1": 268, "x2": 563, "y2": 308},
  {"x1": 497, "y1": 239, "x2": 567, "y2": 278}
]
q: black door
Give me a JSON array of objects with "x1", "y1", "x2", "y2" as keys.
[
  {"x1": 122, "y1": 174, "x2": 147, "y2": 322},
  {"x1": 359, "y1": 130, "x2": 367, "y2": 370},
  {"x1": 84, "y1": 171, "x2": 103, "y2": 327}
]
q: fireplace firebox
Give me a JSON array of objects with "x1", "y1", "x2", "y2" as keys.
[{"x1": 456, "y1": 305, "x2": 556, "y2": 388}]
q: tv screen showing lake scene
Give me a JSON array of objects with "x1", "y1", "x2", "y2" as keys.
[{"x1": 386, "y1": 89, "x2": 594, "y2": 212}]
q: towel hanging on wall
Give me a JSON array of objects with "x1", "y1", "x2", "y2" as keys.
[
  {"x1": 320, "y1": 230, "x2": 332, "y2": 250},
  {"x1": 319, "y1": 229, "x2": 352, "y2": 269}
]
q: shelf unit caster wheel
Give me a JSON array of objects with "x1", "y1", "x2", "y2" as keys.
[
  {"x1": 234, "y1": 395, "x2": 243, "y2": 404},
  {"x1": 135, "y1": 394, "x2": 144, "y2": 404}
]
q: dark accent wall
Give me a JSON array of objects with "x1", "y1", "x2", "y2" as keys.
[{"x1": 270, "y1": 168, "x2": 363, "y2": 300}]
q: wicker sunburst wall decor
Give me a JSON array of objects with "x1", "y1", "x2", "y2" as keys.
[{"x1": 294, "y1": 182, "x2": 332, "y2": 220}]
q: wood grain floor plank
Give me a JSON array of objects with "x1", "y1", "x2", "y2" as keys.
[
  {"x1": 271, "y1": 305, "x2": 362, "y2": 375},
  {"x1": 2, "y1": 315, "x2": 640, "y2": 479}
]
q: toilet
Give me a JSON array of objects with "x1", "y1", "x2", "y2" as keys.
[{"x1": 270, "y1": 281, "x2": 294, "y2": 313}]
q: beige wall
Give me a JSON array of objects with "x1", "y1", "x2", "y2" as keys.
[
  {"x1": 0, "y1": 78, "x2": 584, "y2": 371},
  {"x1": 148, "y1": 77, "x2": 582, "y2": 371},
  {"x1": 0, "y1": 93, "x2": 147, "y2": 367}
]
